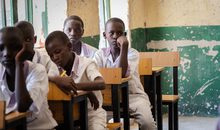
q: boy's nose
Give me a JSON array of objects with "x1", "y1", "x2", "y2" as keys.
[
  {"x1": 70, "y1": 29, "x2": 76, "y2": 35},
  {"x1": 2, "y1": 48, "x2": 11, "y2": 57},
  {"x1": 112, "y1": 33, "x2": 119, "y2": 39}
]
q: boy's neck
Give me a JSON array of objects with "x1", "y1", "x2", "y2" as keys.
[
  {"x1": 65, "y1": 52, "x2": 75, "y2": 76},
  {"x1": 72, "y1": 41, "x2": 82, "y2": 55},
  {"x1": 110, "y1": 47, "x2": 120, "y2": 62},
  {"x1": 28, "y1": 50, "x2": 35, "y2": 61},
  {"x1": 5, "y1": 67, "x2": 16, "y2": 92}
]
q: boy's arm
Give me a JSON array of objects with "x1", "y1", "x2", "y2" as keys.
[
  {"x1": 76, "y1": 62, "x2": 105, "y2": 91},
  {"x1": 15, "y1": 42, "x2": 33, "y2": 112},
  {"x1": 76, "y1": 76, "x2": 105, "y2": 91},
  {"x1": 116, "y1": 36, "x2": 129, "y2": 78},
  {"x1": 49, "y1": 76, "x2": 78, "y2": 95}
]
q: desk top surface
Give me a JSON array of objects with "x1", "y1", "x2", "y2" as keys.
[
  {"x1": 5, "y1": 111, "x2": 30, "y2": 123},
  {"x1": 152, "y1": 67, "x2": 165, "y2": 73},
  {"x1": 48, "y1": 82, "x2": 89, "y2": 101}
]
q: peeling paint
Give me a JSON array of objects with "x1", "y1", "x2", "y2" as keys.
[{"x1": 194, "y1": 76, "x2": 219, "y2": 97}]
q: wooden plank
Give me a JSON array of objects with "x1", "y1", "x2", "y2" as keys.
[
  {"x1": 48, "y1": 82, "x2": 71, "y2": 101},
  {"x1": 101, "y1": 85, "x2": 112, "y2": 106},
  {"x1": 99, "y1": 68, "x2": 122, "y2": 84},
  {"x1": 139, "y1": 58, "x2": 152, "y2": 75},
  {"x1": 139, "y1": 52, "x2": 180, "y2": 67},
  {"x1": 162, "y1": 95, "x2": 179, "y2": 103},
  {"x1": 48, "y1": 102, "x2": 79, "y2": 123},
  {"x1": 152, "y1": 67, "x2": 165, "y2": 73},
  {"x1": 5, "y1": 111, "x2": 29, "y2": 124},
  {"x1": 107, "y1": 122, "x2": 122, "y2": 130},
  {"x1": 0, "y1": 101, "x2": 5, "y2": 130}
]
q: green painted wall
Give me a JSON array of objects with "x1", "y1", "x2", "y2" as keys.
[
  {"x1": 131, "y1": 26, "x2": 220, "y2": 116},
  {"x1": 81, "y1": 35, "x2": 99, "y2": 49}
]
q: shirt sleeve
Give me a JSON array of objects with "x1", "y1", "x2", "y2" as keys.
[
  {"x1": 85, "y1": 62, "x2": 102, "y2": 81},
  {"x1": 26, "y1": 63, "x2": 49, "y2": 115},
  {"x1": 43, "y1": 54, "x2": 59, "y2": 77},
  {"x1": 127, "y1": 48, "x2": 140, "y2": 76},
  {"x1": 93, "y1": 50, "x2": 104, "y2": 68}
]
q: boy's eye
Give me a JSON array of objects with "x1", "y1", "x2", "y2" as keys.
[
  {"x1": 0, "y1": 45, "x2": 4, "y2": 51},
  {"x1": 109, "y1": 31, "x2": 114, "y2": 36},
  {"x1": 54, "y1": 49, "x2": 61, "y2": 54}
]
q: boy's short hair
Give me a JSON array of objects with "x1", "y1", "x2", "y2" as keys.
[
  {"x1": 63, "y1": 15, "x2": 84, "y2": 29},
  {"x1": 15, "y1": 21, "x2": 35, "y2": 38},
  {"x1": 45, "y1": 31, "x2": 70, "y2": 47},
  {"x1": 105, "y1": 17, "x2": 125, "y2": 30},
  {"x1": 0, "y1": 27, "x2": 23, "y2": 46}
]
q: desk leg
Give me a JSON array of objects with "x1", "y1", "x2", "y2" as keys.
[
  {"x1": 156, "y1": 74, "x2": 162, "y2": 130},
  {"x1": 121, "y1": 82, "x2": 130, "y2": 130},
  {"x1": 79, "y1": 96, "x2": 88, "y2": 130},
  {"x1": 144, "y1": 75, "x2": 157, "y2": 120},
  {"x1": 63, "y1": 101, "x2": 74, "y2": 130},
  {"x1": 111, "y1": 85, "x2": 120, "y2": 128},
  {"x1": 15, "y1": 117, "x2": 27, "y2": 130}
]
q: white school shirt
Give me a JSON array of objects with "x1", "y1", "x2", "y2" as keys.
[
  {"x1": 94, "y1": 48, "x2": 146, "y2": 95},
  {"x1": 0, "y1": 62, "x2": 57, "y2": 130},
  {"x1": 80, "y1": 43, "x2": 98, "y2": 59},
  {"x1": 68, "y1": 52, "x2": 104, "y2": 110},
  {"x1": 32, "y1": 48, "x2": 59, "y2": 76}
]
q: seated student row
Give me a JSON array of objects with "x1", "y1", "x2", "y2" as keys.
[{"x1": 0, "y1": 16, "x2": 157, "y2": 130}]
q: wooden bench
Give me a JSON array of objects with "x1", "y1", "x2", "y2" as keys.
[
  {"x1": 0, "y1": 101, "x2": 29, "y2": 130},
  {"x1": 100, "y1": 68, "x2": 130, "y2": 130},
  {"x1": 0, "y1": 101, "x2": 5, "y2": 130},
  {"x1": 140, "y1": 51, "x2": 180, "y2": 130}
]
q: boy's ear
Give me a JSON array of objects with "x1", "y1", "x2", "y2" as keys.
[
  {"x1": 81, "y1": 28, "x2": 84, "y2": 36},
  {"x1": 103, "y1": 32, "x2": 106, "y2": 39},
  {"x1": 34, "y1": 36, "x2": 37, "y2": 44}
]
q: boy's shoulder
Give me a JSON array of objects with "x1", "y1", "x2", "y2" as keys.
[
  {"x1": 82, "y1": 42, "x2": 98, "y2": 51},
  {"x1": 26, "y1": 61, "x2": 47, "y2": 73}
]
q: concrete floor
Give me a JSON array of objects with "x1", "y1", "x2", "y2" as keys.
[
  {"x1": 163, "y1": 116, "x2": 219, "y2": 130},
  {"x1": 108, "y1": 116, "x2": 219, "y2": 130}
]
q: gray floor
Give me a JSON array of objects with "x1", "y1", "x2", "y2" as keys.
[
  {"x1": 163, "y1": 116, "x2": 219, "y2": 130},
  {"x1": 108, "y1": 116, "x2": 219, "y2": 130}
]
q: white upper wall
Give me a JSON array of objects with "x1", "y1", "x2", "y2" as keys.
[
  {"x1": 146, "y1": 0, "x2": 220, "y2": 27},
  {"x1": 48, "y1": 0, "x2": 67, "y2": 33}
]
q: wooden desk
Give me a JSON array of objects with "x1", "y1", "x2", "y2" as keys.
[
  {"x1": 48, "y1": 82, "x2": 89, "y2": 130},
  {"x1": 5, "y1": 111, "x2": 30, "y2": 130},
  {"x1": 100, "y1": 68, "x2": 131, "y2": 130}
]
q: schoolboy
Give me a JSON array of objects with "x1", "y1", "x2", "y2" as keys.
[
  {"x1": 45, "y1": 31, "x2": 107, "y2": 130},
  {"x1": 15, "y1": 21, "x2": 59, "y2": 77},
  {"x1": 0, "y1": 27, "x2": 57, "y2": 129},
  {"x1": 63, "y1": 15, "x2": 97, "y2": 58},
  {"x1": 94, "y1": 18, "x2": 157, "y2": 130}
]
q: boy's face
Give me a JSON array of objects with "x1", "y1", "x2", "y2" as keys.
[
  {"x1": 46, "y1": 39, "x2": 71, "y2": 68},
  {"x1": 63, "y1": 20, "x2": 84, "y2": 45},
  {"x1": 0, "y1": 33, "x2": 22, "y2": 67},
  {"x1": 104, "y1": 21, "x2": 125, "y2": 49}
]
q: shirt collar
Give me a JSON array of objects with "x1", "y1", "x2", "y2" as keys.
[
  {"x1": 103, "y1": 48, "x2": 120, "y2": 64},
  {"x1": 81, "y1": 43, "x2": 89, "y2": 57},
  {"x1": 71, "y1": 52, "x2": 80, "y2": 78},
  {"x1": 0, "y1": 64, "x2": 6, "y2": 81}
]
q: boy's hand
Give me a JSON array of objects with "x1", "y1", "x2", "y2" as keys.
[
  {"x1": 56, "y1": 77, "x2": 78, "y2": 95},
  {"x1": 15, "y1": 42, "x2": 32, "y2": 62},
  {"x1": 87, "y1": 92, "x2": 99, "y2": 110},
  {"x1": 117, "y1": 36, "x2": 128, "y2": 49}
]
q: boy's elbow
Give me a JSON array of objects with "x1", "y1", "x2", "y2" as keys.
[{"x1": 99, "y1": 83, "x2": 106, "y2": 90}]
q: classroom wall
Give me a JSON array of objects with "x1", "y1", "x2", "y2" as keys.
[
  {"x1": 67, "y1": 0, "x2": 100, "y2": 48},
  {"x1": 130, "y1": 0, "x2": 220, "y2": 116}
]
